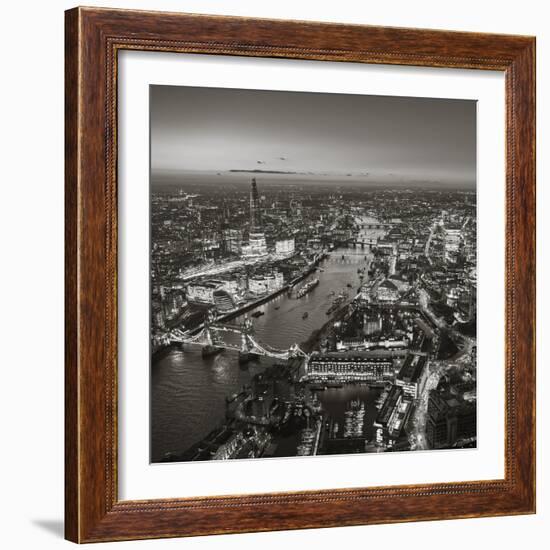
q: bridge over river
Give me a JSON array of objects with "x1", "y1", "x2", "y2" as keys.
[
  {"x1": 169, "y1": 314, "x2": 307, "y2": 362},
  {"x1": 151, "y1": 245, "x2": 381, "y2": 462}
]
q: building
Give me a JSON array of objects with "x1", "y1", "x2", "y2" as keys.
[
  {"x1": 426, "y1": 390, "x2": 477, "y2": 449},
  {"x1": 363, "y1": 310, "x2": 382, "y2": 336},
  {"x1": 335, "y1": 337, "x2": 408, "y2": 351},
  {"x1": 376, "y1": 279, "x2": 400, "y2": 303},
  {"x1": 162, "y1": 291, "x2": 186, "y2": 320},
  {"x1": 222, "y1": 228, "x2": 242, "y2": 254},
  {"x1": 186, "y1": 280, "x2": 220, "y2": 304},
  {"x1": 201, "y1": 237, "x2": 220, "y2": 254},
  {"x1": 186, "y1": 278, "x2": 239, "y2": 305},
  {"x1": 213, "y1": 289, "x2": 236, "y2": 313},
  {"x1": 359, "y1": 284, "x2": 372, "y2": 302},
  {"x1": 373, "y1": 385, "x2": 412, "y2": 446},
  {"x1": 152, "y1": 303, "x2": 165, "y2": 329},
  {"x1": 389, "y1": 244, "x2": 398, "y2": 276},
  {"x1": 306, "y1": 238, "x2": 322, "y2": 250},
  {"x1": 445, "y1": 287, "x2": 460, "y2": 307},
  {"x1": 212, "y1": 433, "x2": 245, "y2": 460},
  {"x1": 444, "y1": 227, "x2": 462, "y2": 261},
  {"x1": 395, "y1": 353, "x2": 429, "y2": 399},
  {"x1": 241, "y1": 232, "x2": 268, "y2": 257},
  {"x1": 305, "y1": 351, "x2": 395, "y2": 382},
  {"x1": 275, "y1": 238, "x2": 295, "y2": 257},
  {"x1": 241, "y1": 178, "x2": 268, "y2": 258},
  {"x1": 249, "y1": 178, "x2": 262, "y2": 230},
  {"x1": 248, "y1": 271, "x2": 284, "y2": 296}
]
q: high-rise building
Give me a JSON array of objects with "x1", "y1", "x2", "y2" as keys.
[
  {"x1": 222, "y1": 228, "x2": 242, "y2": 254},
  {"x1": 241, "y1": 232, "x2": 268, "y2": 258},
  {"x1": 250, "y1": 178, "x2": 262, "y2": 230},
  {"x1": 242, "y1": 178, "x2": 268, "y2": 258},
  {"x1": 426, "y1": 390, "x2": 476, "y2": 449}
]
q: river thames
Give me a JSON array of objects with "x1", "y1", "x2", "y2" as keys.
[{"x1": 151, "y1": 244, "x2": 389, "y2": 461}]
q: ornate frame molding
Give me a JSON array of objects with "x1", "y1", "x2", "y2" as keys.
[{"x1": 65, "y1": 7, "x2": 535, "y2": 542}]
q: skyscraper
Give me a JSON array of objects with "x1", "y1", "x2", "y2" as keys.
[
  {"x1": 242, "y1": 178, "x2": 267, "y2": 258},
  {"x1": 250, "y1": 178, "x2": 262, "y2": 230}
]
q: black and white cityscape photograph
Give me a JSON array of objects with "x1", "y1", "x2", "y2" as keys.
[{"x1": 150, "y1": 85, "x2": 477, "y2": 464}]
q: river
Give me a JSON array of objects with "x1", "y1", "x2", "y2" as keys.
[{"x1": 151, "y1": 240, "x2": 383, "y2": 461}]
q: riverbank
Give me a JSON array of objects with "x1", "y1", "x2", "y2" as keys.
[
  {"x1": 151, "y1": 248, "x2": 371, "y2": 458},
  {"x1": 153, "y1": 252, "x2": 327, "y2": 357},
  {"x1": 300, "y1": 301, "x2": 350, "y2": 354},
  {"x1": 185, "y1": 252, "x2": 328, "y2": 330}
]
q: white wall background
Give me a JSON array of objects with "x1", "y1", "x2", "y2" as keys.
[{"x1": 0, "y1": 1, "x2": 546, "y2": 548}]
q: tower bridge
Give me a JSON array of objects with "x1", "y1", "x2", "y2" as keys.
[{"x1": 169, "y1": 313, "x2": 307, "y2": 363}]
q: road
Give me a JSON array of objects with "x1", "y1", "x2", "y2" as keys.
[
  {"x1": 424, "y1": 221, "x2": 438, "y2": 264},
  {"x1": 408, "y1": 283, "x2": 476, "y2": 450},
  {"x1": 407, "y1": 369, "x2": 440, "y2": 450}
]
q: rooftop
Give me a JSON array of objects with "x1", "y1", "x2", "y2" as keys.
[
  {"x1": 397, "y1": 354, "x2": 428, "y2": 384},
  {"x1": 375, "y1": 385, "x2": 403, "y2": 427},
  {"x1": 310, "y1": 351, "x2": 393, "y2": 364}
]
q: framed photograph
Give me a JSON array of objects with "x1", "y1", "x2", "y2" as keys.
[{"x1": 65, "y1": 7, "x2": 536, "y2": 543}]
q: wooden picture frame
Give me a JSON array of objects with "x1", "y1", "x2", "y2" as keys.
[{"x1": 65, "y1": 6, "x2": 536, "y2": 543}]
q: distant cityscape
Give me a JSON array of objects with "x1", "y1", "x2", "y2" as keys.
[{"x1": 151, "y1": 177, "x2": 477, "y2": 462}]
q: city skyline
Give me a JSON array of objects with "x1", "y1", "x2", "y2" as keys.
[
  {"x1": 151, "y1": 85, "x2": 476, "y2": 188},
  {"x1": 150, "y1": 85, "x2": 477, "y2": 463}
]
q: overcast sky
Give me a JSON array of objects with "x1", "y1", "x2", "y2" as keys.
[{"x1": 150, "y1": 85, "x2": 476, "y2": 187}]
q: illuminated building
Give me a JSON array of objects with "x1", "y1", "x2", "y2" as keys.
[
  {"x1": 376, "y1": 279, "x2": 399, "y2": 302},
  {"x1": 374, "y1": 385, "x2": 412, "y2": 446},
  {"x1": 446, "y1": 287, "x2": 460, "y2": 307},
  {"x1": 335, "y1": 337, "x2": 408, "y2": 351},
  {"x1": 275, "y1": 238, "x2": 295, "y2": 257},
  {"x1": 444, "y1": 227, "x2": 462, "y2": 262},
  {"x1": 305, "y1": 351, "x2": 395, "y2": 382},
  {"x1": 241, "y1": 232, "x2": 267, "y2": 258},
  {"x1": 186, "y1": 281, "x2": 220, "y2": 304},
  {"x1": 250, "y1": 178, "x2": 261, "y2": 230},
  {"x1": 363, "y1": 310, "x2": 382, "y2": 336},
  {"x1": 395, "y1": 353, "x2": 428, "y2": 399},
  {"x1": 186, "y1": 279, "x2": 239, "y2": 304},
  {"x1": 222, "y1": 228, "x2": 242, "y2": 254},
  {"x1": 248, "y1": 271, "x2": 284, "y2": 295},
  {"x1": 212, "y1": 433, "x2": 245, "y2": 460},
  {"x1": 241, "y1": 179, "x2": 268, "y2": 257}
]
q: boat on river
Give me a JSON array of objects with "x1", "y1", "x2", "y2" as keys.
[{"x1": 296, "y1": 278, "x2": 319, "y2": 298}]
